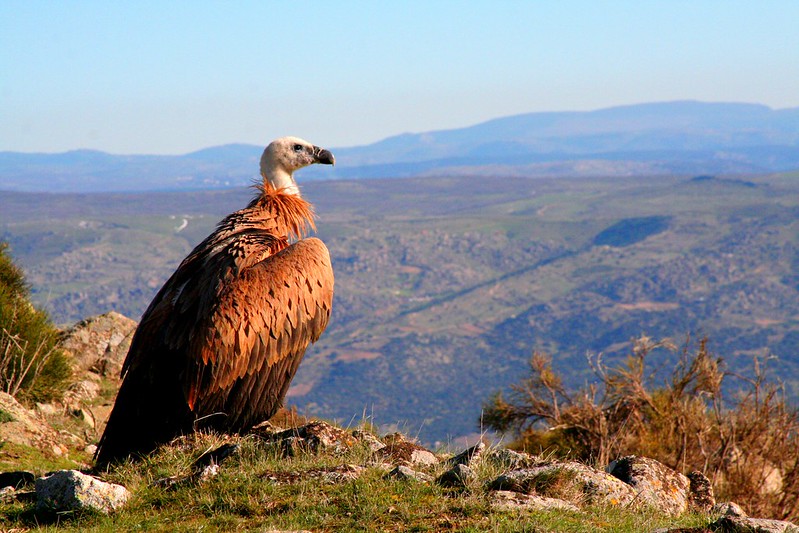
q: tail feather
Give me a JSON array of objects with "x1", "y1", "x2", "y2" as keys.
[{"x1": 94, "y1": 367, "x2": 193, "y2": 467}]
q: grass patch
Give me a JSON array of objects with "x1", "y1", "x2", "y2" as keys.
[
  {"x1": 0, "y1": 408, "x2": 15, "y2": 423},
  {"x1": 0, "y1": 441, "x2": 86, "y2": 473},
  {"x1": 1, "y1": 430, "x2": 718, "y2": 532}
]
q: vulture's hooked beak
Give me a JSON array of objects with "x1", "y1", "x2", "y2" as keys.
[{"x1": 313, "y1": 146, "x2": 335, "y2": 166}]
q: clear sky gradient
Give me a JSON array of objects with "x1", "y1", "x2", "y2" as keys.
[{"x1": 3, "y1": 1, "x2": 799, "y2": 154}]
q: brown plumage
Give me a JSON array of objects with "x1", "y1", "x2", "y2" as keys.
[{"x1": 95, "y1": 137, "x2": 335, "y2": 466}]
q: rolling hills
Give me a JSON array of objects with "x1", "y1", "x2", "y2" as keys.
[
  {"x1": 2, "y1": 101, "x2": 799, "y2": 192},
  {"x1": 2, "y1": 171, "x2": 797, "y2": 445}
]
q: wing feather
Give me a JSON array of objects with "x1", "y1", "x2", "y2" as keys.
[{"x1": 189, "y1": 237, "x2": 333, "y2": 429}]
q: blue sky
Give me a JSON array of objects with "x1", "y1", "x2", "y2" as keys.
[{"x1": 2, "y1": 1, "x2": 799, "y2": 154}]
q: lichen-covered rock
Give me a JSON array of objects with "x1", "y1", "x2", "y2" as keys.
[
  {"x1": 0, "y1": 392, "x2": 68, "y2": 456},
  {"x1": 263, "y1": 421, "x2": 357, "y2": 456},
  {"x1": 437, "y1": 464, "x2": 475, "y2": 488},
  {"x1": 260, "y1": 464, "x2": 365, "y2": 486},
  {"x1": 710, "y1": 516, "x2": 799, "y2": 533},
  {"x1": 607, "y1": 455, "x2": 690, "y2": 516},
  {"x1": 352, "y1": 429, "x2": 386, "y2": 452},
  {"x1": 713, "y1": 501, "x2": 747, "y2": 518},
  {"x1": 65, "y1": 379, "x2": 101, "y2": 404},
  {"x1": 318, "y1": 464, "x2": 365, "y2": 484},
  {"x1": 486, "y1": 448, "x2": 535, "y2": 470},
  {"x1": 687, "y1": 470, "x2": 715, "y2": 513},
  {"x1": 489, "y1": 490, "x2": 580, "y2": 513},
  {"x1": 447, "y1": 441, "x2": 485, "y2": 468},
  {"x1": 378, "y1": 433, "x2": 439, "y2": 467},
  {"x1": 59, "y1": 311, "x2": 137, "y2": 376},
  {"x1": 35, "y1": 470, "x2": 129, "y2": 514},
  {"x1": 386, "y1": 465, "x2": 433, "y2": 483},
  {"x1": 489, "y1": 461, "x2": 637, "y2": 508}
]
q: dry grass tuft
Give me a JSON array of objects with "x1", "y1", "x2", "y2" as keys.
[{"x1": 483, "y1": 335, "x2": 799, "y2": 521}]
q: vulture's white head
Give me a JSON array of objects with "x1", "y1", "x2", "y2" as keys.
[{"x1": 259, "y1": 136, "x2": 335, "y2": 195}]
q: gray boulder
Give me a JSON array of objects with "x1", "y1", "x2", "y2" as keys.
[
  {"x1": 710, "y1": 516, "x2": 799, "y2": 533},
  {"x1": 386, "y1": 465, "x2": 433, "y2": 483},
  {"x1": 489, "y1": 461, "x2": 637, "y2": 508},
  {"x1": 261, "y1": 421, "x2": 357, "y2": 456},
  {"x1": 607, "y1": 455, "x2": 690, "y2": 516},
  {"x1": 59, "y1": 311, "x2": 136, "y2": 376},
  {"x1": 713, "y1": 501, "x2": 747, "y2": 518},
  {"x1": 489, "y1": 490, "x2": 580, "y2": 513},
  {"x1": 486, "y1": 448, "x2": 535, "y2": 470},
  {"x1": 377, "y1": 433, "x2": 439, "y2": 467},
  {"x1": 35, "y1": 470, "x2": 129, "y2": 514}
]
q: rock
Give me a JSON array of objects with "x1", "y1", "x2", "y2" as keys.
[
  {"x1": 436, "y1": 464, "x2": 474, "y2": 488},
  {"x1": 192, "y1": 443, "x2": 241, "y2": 471},
  {"x1": 63, "y1": 379, "x2": 101, "y2": 410},
  {"x1": 317, "y1": 464, "x2": 364, "y2": 484},
  {"x1": 0, "y1": 470, "x2": 35, "y2": 489},
  {"x1": 35, "y1": 470, "x2": 129, "y2": 514},
  {"x1": 386, "y1": 465, "x2": 433, "y2": 483},
  {"x1": 448, "y1": 441, "x2": 485, "y2": 468},
  {"x1": 260, "y1": 464, "x2": 365, "y2": 486},
  {"x1": 35, "y1": 402, "x2": 59, "y2": 416},
  {"x1": 607, "y1": 455, "x2": 690, "y2": 516},
  {"x1": 262, "y1": 421, "x2": 357, "y2": 456},
  {"x1": 488, "y1": 461, "x2": 637, "y2": 508},
  {"x1": 486, "y1": 448, "x2": 535, "y2": 470},
  {"x1": 196, "y1": 463, "x2": 220, "y2": 483},
  {"x1": 69, "y1": 407, "x2": 95, "y2": 428},
  {"x1": 489, "y1": 490, "x2": 580, "y2": 513},
  {"x1": 192, "y1": 443, "x2": 240, "y2": 483},
  {"x1": 352, "y1": 429, "x2": 386, "y2": 452},
  {"x1": 154, "y1": 443, "x2": 241, "y2": 488},
  {"x1": 713, "y1": 501, "x2": 747, "y2": 518},
  {"x1": 687, "y1": 470, "x2": 715, "y2": 513},
  {"x1": 0, "y1": 392, "x2": 68, "y2": 456},
  {"x1": 378, "y1": 433, "x2": 439, "y2": 467},
  {"x1": 59, "y1": 311, "x2": 137, "y2": 376},
  {"x1": 261, "y1": 530, "x2": 312, "y2": 533},
  {"x1": 710, "y1": 516, "x2": 799, "y2": 533}
]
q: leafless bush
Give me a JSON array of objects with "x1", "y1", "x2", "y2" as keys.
[
  {"x1": 483, "y1": 336, "x2": 799, "y2": 520},
  {"x1": 0, "y1": 323, "x2": 60, "y2": 398},
  {"x1": 0, "y1": 242, "x2": 71, "y2": 402}
]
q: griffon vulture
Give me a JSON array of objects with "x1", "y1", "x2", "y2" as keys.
[{"x1": 95, "y1": 137, "x2": 335, "y2": 465}]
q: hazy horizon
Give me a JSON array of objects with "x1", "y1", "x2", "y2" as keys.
[{"x1": 3, "y1": 1, "x2": 799, "y2": 155}]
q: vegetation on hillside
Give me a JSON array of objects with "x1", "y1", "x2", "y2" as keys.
[
  {"x1": 483, "y1": 336, "x2": 799, "y2": 521},
  {"x1": 0, "y1": 242, "x2": 71, "y2": 402},
  {"x1": 0, "y1": 428, "x2": 712, "y2": 532},
  {"x1": 2, "y1": 172, "x2": 798, "y2": 445}
]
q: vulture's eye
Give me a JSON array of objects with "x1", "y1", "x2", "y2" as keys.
[{"x1": 293, "y1": 144, "x2": 303, "y2": 152}]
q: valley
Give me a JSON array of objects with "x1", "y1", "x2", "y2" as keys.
[{"x1": 1, "y1": 172, "x2": 798, "y2": 445}]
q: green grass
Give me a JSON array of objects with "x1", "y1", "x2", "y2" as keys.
[{"x1": 0, "y1": 431, "x2": 713, "y2": 532}]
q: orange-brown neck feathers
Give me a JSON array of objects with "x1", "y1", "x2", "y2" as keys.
[{"x1": 252, "y1": 183, "x2": 316, "y2": 240}]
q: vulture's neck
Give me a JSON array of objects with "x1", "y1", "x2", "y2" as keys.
[
  {"x1": 261, "y1": 167, "x2": 300, "y2": 196},
  {"x1": 251, "y1": 182, "x2": 316, "y2": 241}
]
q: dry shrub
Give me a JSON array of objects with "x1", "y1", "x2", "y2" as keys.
[
  {"x1": 483, "y1": 336, "x2": 799, "y2": 520},
  {"x1": 0, "y1": 242, "x2": 71, "y2": 402}
]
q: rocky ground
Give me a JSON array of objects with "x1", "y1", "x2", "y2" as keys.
[{"x1": 0, "y1": 313, "x2": 796, "y2": 532}]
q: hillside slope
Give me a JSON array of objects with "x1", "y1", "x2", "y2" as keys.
[{"x1": 1, "y1": 172, "x2": 798, "y2": 444}]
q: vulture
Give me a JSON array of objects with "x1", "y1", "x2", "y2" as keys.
[{"x1": 95, "y1": 137, "x2": 335, "y2": 466}]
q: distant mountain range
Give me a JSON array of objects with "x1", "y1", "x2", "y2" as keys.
[{"x1": 2, "y1": 101, "x2": 798, "y2": 192}]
